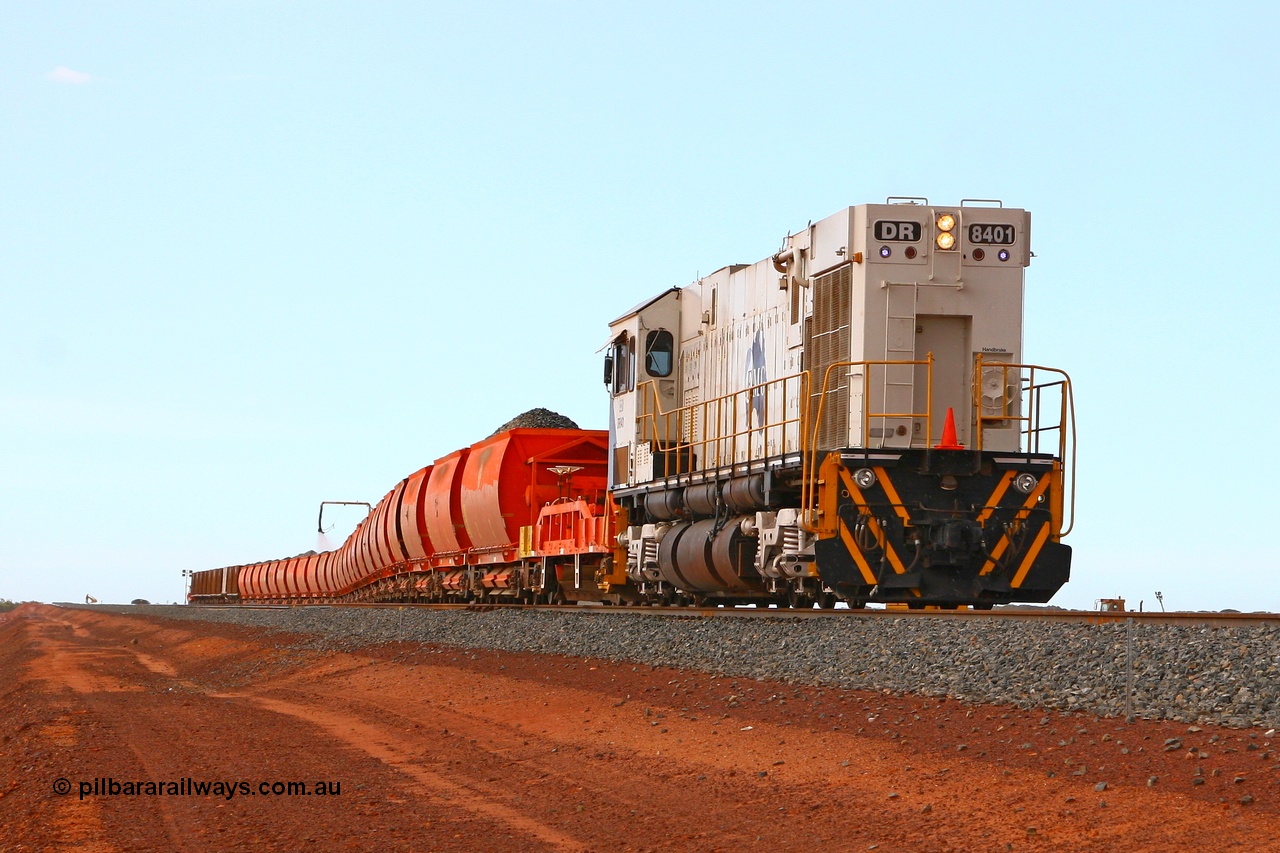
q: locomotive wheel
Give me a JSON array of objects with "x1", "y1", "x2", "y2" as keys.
[
  {"x1": 816, "y1": 591, "x2": 837, "y2": 610},
  {"x1": 787, "y1": 588, "x2": 813, "y2": 609}
]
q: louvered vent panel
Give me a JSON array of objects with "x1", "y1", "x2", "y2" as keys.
[
  {"x1": 804, "y1": 265, "x2": 851, "y2": 450},
  {"x1": 682, "y1": 387, "x2": 700, "y2": 445}
]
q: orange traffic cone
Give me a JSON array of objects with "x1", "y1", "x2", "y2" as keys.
[{"x1": 934, "y1": 407, "x2": 964, "y2": 450}]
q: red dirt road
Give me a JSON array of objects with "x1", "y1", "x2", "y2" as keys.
[{"x1": 3, "y1": 604, "x2": 1279, "y2": 852}]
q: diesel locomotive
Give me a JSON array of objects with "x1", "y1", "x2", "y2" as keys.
[{"x1": 188, "y1": 199, "x2": 1075, "y2": 609}]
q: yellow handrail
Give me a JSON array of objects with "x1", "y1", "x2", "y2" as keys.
[
  {"x1": 972, "y1": 356, "x2": 1076, "y2": 536},
  {"x1": 635, "y1": 372, "x2": 811, "y2": 478},
  {"x1": 800, "y1": 357, "x2": 935, "y2": 530},
  {"x1": 631, "y1": 354, "x2": 1075, "y2": 539}
]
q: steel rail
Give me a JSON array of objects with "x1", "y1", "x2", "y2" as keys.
[{"x1": 170, "y1": 602, "x2": 1280, "y2": 629}]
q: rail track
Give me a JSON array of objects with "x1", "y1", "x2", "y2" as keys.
[
  {"x1": 60, "y1": 600, "x2": 1280, "y2": 732},
  {"x1": 131, "y1": 602, "x2": 1280, "y2": 629}
]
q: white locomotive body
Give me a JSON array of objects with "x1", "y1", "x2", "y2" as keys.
[{"x1": 606, "y1": 200, "x2": 1073, "y2": 608}]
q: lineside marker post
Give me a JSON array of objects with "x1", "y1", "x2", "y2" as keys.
[{"x1": 1125, "y1": 618, "x2": 1135, "y2": 723}]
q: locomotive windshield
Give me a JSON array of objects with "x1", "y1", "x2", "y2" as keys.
[{"x1": 644, "y1": 330, "x2": 673, "y2": 377}]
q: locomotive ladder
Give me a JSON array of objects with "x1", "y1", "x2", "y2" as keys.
[{"x1": 881, "y1": 282, "x2": 918, "y2": 448}]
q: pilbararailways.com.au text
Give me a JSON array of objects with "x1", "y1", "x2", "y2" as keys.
[{"x1": 55, "y1": 777, "x2": 342, "y2": 801}]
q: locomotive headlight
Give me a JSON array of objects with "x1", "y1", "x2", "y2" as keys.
[
  {"x1": 935, "y1": 213, "x2": 958, "y2": 250},
  {"x1": 853, "y1": 468, "x2": 877, "y2": 489},
  {"x1": 1013, "y1": 473, "x2": 1039, "y2": 494}
]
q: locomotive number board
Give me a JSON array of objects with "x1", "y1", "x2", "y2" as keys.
[
  {"x1": 873, "y1": 220, "x2": 921, "y2": 241},
  {"x1": 968, "y1": 224, "x2": 1016, "y2": 245}
]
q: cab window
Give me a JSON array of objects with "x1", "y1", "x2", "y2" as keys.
[
  {"x1": 607, "y1": 334, "x2": 635, "y2": 395},
  {"x1": 644, "y1": 330, "x2": 674, "y2": 377}
]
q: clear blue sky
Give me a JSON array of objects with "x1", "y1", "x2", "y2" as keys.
[{"x1": 3, "y1": 2, "x2": 1277, "y2": 610}]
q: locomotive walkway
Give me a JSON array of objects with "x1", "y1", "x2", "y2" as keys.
[{"x1": 4, "y1": 603, "x2": 1279, "y2": 851}]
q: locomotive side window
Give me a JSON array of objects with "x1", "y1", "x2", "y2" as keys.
[
  {"x1": 644, "y1": 330, "x2": 674, "y2": 377},
  {"x1": 610, "y1": 334, "x2": 635, "y2": 395},
  {"x1": 625, "y1": 333, "x2": 635, "y2": 391},
  {"x1": 611, "y1": 339, "x2": 624, "y2": 394}
]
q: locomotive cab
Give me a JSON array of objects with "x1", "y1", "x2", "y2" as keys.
[{"x1": 606, "y1": 287, "x2": 685, "y2": 489}]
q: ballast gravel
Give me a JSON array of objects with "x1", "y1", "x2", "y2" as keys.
[{"x1": 108, "y1": 605, "x2": 1280, "y2": 730}]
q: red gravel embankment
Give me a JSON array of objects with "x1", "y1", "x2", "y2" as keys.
[{"x1": 2, "y1": 603, "x2": 1278, "y2": 851}]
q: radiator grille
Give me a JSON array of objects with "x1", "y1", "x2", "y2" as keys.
[{"x1": 805, "y1": 264, "x2": 851, "y2": 450}]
